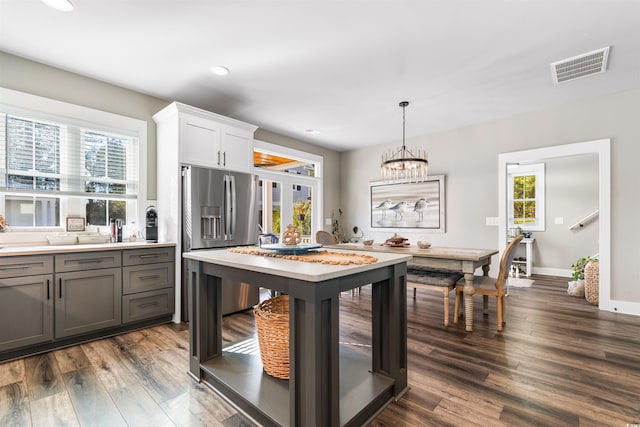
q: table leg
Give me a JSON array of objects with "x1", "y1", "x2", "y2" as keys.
[
  {"x1": 525, "y1": 241, "x2": 533, "y2": 277},
  {"x1": 463, "y1": 272, "x2": 475, "y2": 332}
]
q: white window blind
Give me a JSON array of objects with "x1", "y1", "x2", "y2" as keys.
[{"x1": 1, "y1": 111, "x2": 139, "y2": 228}]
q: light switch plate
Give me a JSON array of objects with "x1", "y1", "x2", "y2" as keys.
[
  {"x1": 554, "y1": 217, "x2": 564, "y2": 225},
  {"x1": 486, "y1": 217, "x2": 499, "y2": 226},
  {"x1": 325, "y1": 218, "x2": 332, "y2": 225}
]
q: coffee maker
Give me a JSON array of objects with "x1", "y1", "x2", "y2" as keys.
[{"x1": 145, "y1": 206, "x2": 158, "y2": 242}]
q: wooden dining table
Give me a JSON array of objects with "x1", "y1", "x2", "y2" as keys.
[{"x1": 329, "y1": 243, "x2": 499, "y2": 331}]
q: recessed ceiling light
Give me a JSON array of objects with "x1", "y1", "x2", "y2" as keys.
[
  {"x1": 210, "y1": 66, "x2": 230, "y2": 76},
  {"x1": 40, "y1": 0, "x2": 74, "y2": 12},
  {"x1": 305, "y1": 129, "x2": 320, "y2": 135}
]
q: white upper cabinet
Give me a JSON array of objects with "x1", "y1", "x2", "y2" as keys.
[
  {"x1": 220, "y1": 126, "x2": 253, "y2": 172},
  {"x1": 154, "y1": 102, "x2": 257, "y2": 173}
]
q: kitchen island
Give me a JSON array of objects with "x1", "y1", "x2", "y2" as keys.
[{"x1": 184, "y1": 248, "x2": 412, "y2": 427}]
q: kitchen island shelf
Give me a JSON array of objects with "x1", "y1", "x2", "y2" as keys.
[{"x1": 197, "y1": 338, "x2": 395, "y2": 427}]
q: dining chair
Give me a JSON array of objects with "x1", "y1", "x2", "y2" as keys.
[
  {"x1": 315, "y1": 230, "x2": 337, "y2": 245},
  {"x1": 407, "y1": 265, "x2": 463, "y2": 327},
  {"x1": 453, "y1": 234, "x2": 523, "y2": 332}
]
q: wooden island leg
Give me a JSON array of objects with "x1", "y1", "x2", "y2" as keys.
[
  {"x1": 187, "y1": 260, "x2": 222, "y2": 381},
  {"x1": 371, "y1": 263, "x2": 408, "y2": 398},
  {"x1": 289, "y1": 283, "x2": 340, "y2": 427}
]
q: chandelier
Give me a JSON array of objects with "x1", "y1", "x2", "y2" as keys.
[{"x1": 381, "y1": 101, "x2": 428, "y2": 181}]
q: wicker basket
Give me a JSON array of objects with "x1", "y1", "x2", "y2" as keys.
[
  {"x1": 254, "y1": 295, "x2": 290, "y2": 379},
  {"x1": 584, "y1": 260, "x2": 599, "y2": 306}
]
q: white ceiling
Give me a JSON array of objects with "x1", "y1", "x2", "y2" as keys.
[{"x1": 1, "y1": 0, "x2": 639, "y2": 152}]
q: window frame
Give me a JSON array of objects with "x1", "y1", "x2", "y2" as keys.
[
  {"x1": 0, "y1": 87, "x2": 147, "y2": 233},
  {"x1": 507, "y1": 163, "x2": 545, "y2": 231},
  {"x1": 253, "y1": 139, "x2": 323, "y2": 240}
]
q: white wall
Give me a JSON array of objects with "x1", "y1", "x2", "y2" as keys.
[
  {"x1": 531, "y1": 154, "x2": 599, "y2": 274},
  {"x1": 340, "y1": 89, "x2": 640, "y2": 304}
]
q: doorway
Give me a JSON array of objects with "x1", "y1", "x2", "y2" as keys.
[{"x1": 498, "y1": 139, "x2": 611, "y2": 311}]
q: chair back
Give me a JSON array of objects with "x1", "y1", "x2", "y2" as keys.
[
  {"x1": 315, "y1": 230, "x2": 337, "y2": 245},
  {"x1": 495, "y1": 234, "x2": 524, "y2": 289}
]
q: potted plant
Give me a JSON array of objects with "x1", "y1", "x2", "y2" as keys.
[
  {"x1": 567, "y1": 256, "x2": 594, "y2": 296},
  {"x1": 571, "y1": 256, "x2": 594, "y2": 282}
]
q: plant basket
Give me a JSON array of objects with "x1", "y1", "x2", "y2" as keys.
[
  {"x1": 254, "y1": 295, "x2": 290, "y2": 379},
  {"x1": 584, "y1": 260, "x2": 599, "y2": 306}
]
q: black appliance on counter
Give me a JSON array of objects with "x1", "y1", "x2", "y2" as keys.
[{"x1": 145, "y1": 206, "x2": 158, "y2": 242}]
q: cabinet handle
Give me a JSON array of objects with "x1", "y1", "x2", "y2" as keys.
[
  {"x1": 0, "y1": 265, "x2": 30, "y2": 270},
  {"x1": 139, "y1": 301, "x2": 159, "y2": 308},
  {"x1": 139, "y1": 275, "x2": 160, "y2": 281},
  {"x1": 47, "y1": 279, "x2": 50, "y2": 300},
  {"x1": 76, "y1": 258, "x2": 105, "y2": 264},
  {"x1": 59, "y1": 278, "x2": 62, "y2": 299},
  {"x1": 138, "y1": 254, "x2": 160, "y2": 259},
  {"x1": 217, "y1": 150, "x2": 221, "y2": 165},
  {"x1": 223, "y1": 151, "x2": 226, "y2": 166}
]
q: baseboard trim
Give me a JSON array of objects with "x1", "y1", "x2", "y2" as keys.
[
  {"x1": 601, "y1": 299, "x2": 640, "y2": 316},
  {"x1": 532, "y1": 267, "x2": 571, "y2": 277}
]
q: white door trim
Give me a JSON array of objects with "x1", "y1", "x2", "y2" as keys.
[{"x1": 498, "y1": 139, "x2": 615, "y2": 312}]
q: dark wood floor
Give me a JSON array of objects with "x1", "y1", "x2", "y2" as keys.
[{"x1": 1, "y1": 275, "x2": 639, "y2": 426}]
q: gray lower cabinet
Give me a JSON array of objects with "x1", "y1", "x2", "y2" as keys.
[
  {"x1": 0, "y1": 255, "x2": 55, "y2": 352},
  {"x1": 0, "y1": 245, "x2": 175, "y2": 360},
  {"x1": 122, "y1": 247, "x2": 175, "y2": 324},
  {"x1": 55, "y1": 267, "x2": 122, "y2": 339},
  {"x1": 0, "y1": 272, "x2": 54, "y2": 352}
]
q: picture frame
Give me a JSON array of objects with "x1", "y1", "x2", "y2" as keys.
[
  {"x1": 66, "y1": 216, "x2": 86, "y2": 232},
  {"x1": 369, "y1": 175, "x2": 445, "y2": 232}
]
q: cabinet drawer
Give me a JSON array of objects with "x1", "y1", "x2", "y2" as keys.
[
  {"x1": 123, "y1": 263, "x2": 174, "y2": 295},
  {"x1": 55, "y1": 251, "x2": 121, "y2": 273},
  {"x1": 122, "y1": 288, "x2": 174, "y2": 324},
  {"x1": 123, "y1": 247, "x2": 175, "y2": 266},
  {"x1": 0, "y1": 256, "x2": 54, "y2": 279}
]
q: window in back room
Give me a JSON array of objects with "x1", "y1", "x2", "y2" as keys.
[{"x1": 507, "y1": 163, "x2": 545, "y2": 231}]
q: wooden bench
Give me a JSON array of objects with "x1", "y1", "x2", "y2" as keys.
[{"x1": 407, "y1": 265, "x2": 464, "y2": 327}]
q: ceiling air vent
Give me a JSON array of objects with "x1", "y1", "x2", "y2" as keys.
[{"x1": 550, "y1": 46, "x2": 610, "y2": 84}]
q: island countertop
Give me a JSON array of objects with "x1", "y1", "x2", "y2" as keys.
[{"x1": 183, "y1": 247, "x2": 412, "y2": 282}]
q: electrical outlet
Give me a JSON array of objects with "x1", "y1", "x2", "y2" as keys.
[
  {"x1": 554, "y1": 217, "x2": 564, "y2": 225},
  {"x1": 486, "y1": 217, "x2": 499, "y2": 226},
  {"x1": 325, "y1": 218, "x2": 332, "y2": 225}
]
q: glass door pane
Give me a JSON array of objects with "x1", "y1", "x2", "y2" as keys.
[
  {"x1": 292, "y1": 184, "x2": 312, "y2": 243},
  {"x1": 258, "y1": 179, "x2": 281, "y2": 235}
]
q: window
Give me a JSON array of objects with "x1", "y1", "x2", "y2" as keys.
[
  {"x1": 253, "y1": 140, "x2": 322, "y2": 242},
  {"x1": 507, "y1": 163, "x2": 545, "y2": 231},
  {"x1": 0, "y1": 88, "x2": 146, "y2": 230}
]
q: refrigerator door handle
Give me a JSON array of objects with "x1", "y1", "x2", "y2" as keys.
[
  {"x1": 182, "y1": 165, "x2": 193, "y2": 252},
  {"x1": 229, "y1": 175, "x2": 236, "y2": 239},
  {"x1": 224, "y1": 175, "x2": 230, "y2": 239}
]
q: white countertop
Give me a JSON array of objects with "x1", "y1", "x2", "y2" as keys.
[
  {"x1": 0, "y1": 242, "x2": 176, "y2": 257},
  {"x1": 183, "y1": 247, "x2": 412, "y2": 282}
]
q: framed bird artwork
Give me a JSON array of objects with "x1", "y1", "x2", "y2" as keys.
[{"x1": 369, "y1": 175, "x2": 445, "y2": 232}]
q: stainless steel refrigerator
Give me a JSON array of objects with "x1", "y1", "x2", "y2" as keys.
[{"x1": 181, "y1": 165, "x2": 260, "y2": 319}]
